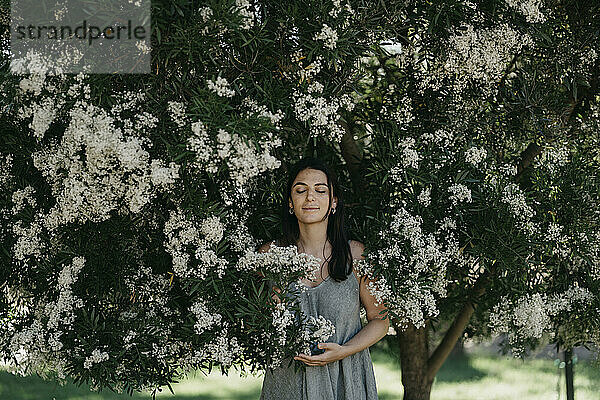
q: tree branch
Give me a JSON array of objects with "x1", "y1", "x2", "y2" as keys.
[
  {"x1": 514, "y1": 56, "x2": 600, "y2": 182},
  {"x1": 338, "y1": 119, "x2": 366, "y2": 193},
  {"x1": 426, "y1": 275, "x2": 487, "y2": 381}
]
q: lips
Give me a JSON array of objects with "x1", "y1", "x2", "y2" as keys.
[{"x1": 303, "y1": 207, "x2": 319, "y2": 210}]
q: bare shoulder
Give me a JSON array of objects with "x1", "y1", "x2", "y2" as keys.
[
  {"x1": 349, "y1": 240, "x2": 366, "y2": 283},
  {"x1": 348, "y1": 240, "x2": 366, "y2": 260}
]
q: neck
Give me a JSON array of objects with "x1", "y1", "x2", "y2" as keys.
[{"x1": 297, "y1": 221, "x2": 330, "y2": 257}]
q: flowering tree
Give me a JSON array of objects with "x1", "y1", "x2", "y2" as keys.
[
  {"x1": 0, "y1": 0, "x2": 399, "y2": 396},
  {"x1": 345, "y1": 1, "x2": 600, "y2": 398},
  {"x1": 0, "y1": 1, "x2": 599, "y2": 400}
]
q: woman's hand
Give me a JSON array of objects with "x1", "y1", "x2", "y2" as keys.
[{"x1": 294, "y1": 343, "x2": 347, "y2": 366}]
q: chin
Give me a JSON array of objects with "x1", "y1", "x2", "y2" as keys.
[{"x1": 297, "y1": 214, "x2": 327, "y2": 224}]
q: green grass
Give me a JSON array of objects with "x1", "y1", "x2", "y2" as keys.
[{"x1": 1, "y1": 345, "x2": 599, "y2": 400}]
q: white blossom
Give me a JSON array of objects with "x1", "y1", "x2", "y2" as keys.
[
  {"x1": 189, "y1": 300, "x2": 222, "y2": 335},
  {"x1": 490, "y1": 286, "x2": 594, "y2": 355},
  {"x1": 501, "y1": 183, "x2": 536, "y2": 234},
  {"x1": 417, "y1": 186, "x2": 431, "y2": 207},
  {"x1": 11, "y1": 186, "x2": 37, "y2": 214},
  {"x1": 442, "y1": 23, "x2": 533, "y2": 94},
  {"x1": 199, "y1": 6, "x2": 213, "y2": 21},
  {"x1": 167, "y1": 101, "x2": 187, "y2": 128},
  {"x1": 448, "y1": 183, "x2": 472, "y2": 205},
  {"x1": 272, "y1": 302, "x2": 295, "y2": 346},
  {"x1": 465, "y1": 146, "x2": 487, "y2": 166},
  {"x1": 314, "y1": 24, "x2": 338, "y2": 49},
  {"x1": 83, "y1": 349, "x2": 109, "y2": 370},
  {"x1": 506, "y1": 0, "x2": 547, "y2": 23},
  {"x1": 293, "y1": 89, "x2": 355, "y2": 141},
  {"x1": 207, "y1": 76, "x2": 236, "y2": 98},
  {"x1": 235, "y1": 0, "x2": 255, "y2": 30},
  {"x1": 164, "y1": 208, "x2": 229, "y2": 279}
]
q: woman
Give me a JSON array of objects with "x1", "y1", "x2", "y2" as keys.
[{"x1": 259, "y1": 157, "x2": 389, "y2": 400}]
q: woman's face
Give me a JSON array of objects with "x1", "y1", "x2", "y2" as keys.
[{"x1": 289, "y1": 168, "x2": 337, "y2": 224}]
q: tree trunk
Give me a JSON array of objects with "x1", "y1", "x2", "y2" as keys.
[{"x1": 394, "y1": 320, "x2": 434, "y2": 400}]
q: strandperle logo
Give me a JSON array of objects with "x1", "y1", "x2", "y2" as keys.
[
  {"x1": 13, "y1": 20, "x2": 147, "y2": 46},
  {"x1": 10, "y1": 0, "x2": 151, "y2": 74}
]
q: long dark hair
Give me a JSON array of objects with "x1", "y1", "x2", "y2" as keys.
[{"x1": 277, "y1": 157, "x2": 352, "y2": 282}]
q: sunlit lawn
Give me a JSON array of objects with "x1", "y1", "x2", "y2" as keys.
[{"x1": 1, "y1": 342, "x2": 599, "y2": 400}]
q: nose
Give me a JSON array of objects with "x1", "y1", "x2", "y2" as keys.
[{"x1": 305, "y1": 189, "x2": 316, "y2": 201}]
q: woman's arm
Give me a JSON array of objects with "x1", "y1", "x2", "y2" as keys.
[
  {"x1": 342, "y1": 240, "x2": 389, "y2": 357},
  {"x1": 294, "y1": 240, "x2": 389, "y2": 366}
]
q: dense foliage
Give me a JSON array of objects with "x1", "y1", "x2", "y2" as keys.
[{"x1": 0, "y1": 0, "x2": 598, "y2": 398}]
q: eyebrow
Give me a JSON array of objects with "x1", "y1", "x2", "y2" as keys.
[{"x1": 293, "y1": 182, "x2": 329, "y2": 188}]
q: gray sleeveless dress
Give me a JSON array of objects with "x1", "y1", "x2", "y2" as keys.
[{"x1": 260, "y1": 241, "x2": 379, "y2": 400}]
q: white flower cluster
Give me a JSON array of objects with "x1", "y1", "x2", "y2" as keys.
[
  {"x1": 489, "y1": 286, "x2": 594, "y2": 355},
  {"x1": 188, "y1": 121, "x2": 213, "y2": 170},
  {"x1": 167, "y1": 101, "x2": 187, "y2": 128},
  {"x1": 398, "y1": 137, "x2": 420, "y2": 170},
  {"x1": 4, "y1": 256, "x2": 85, "y2": 377},
  {"x1": 135, "y1": 40, "x2": 151, "y2": 55},
  {"x1": 293, "y1": 87, "x2": 356, "y2": 142},
  {"x1": 329, "y1": 0, "x2": 355, "y2": 20},
  {"x1": 443, "y1": 23, "x2": 533, "y2": 94},
  {"x1": 417, "y1": 186, "x2": 432, "y2": 207},
  {"x1": 298, "y1": 315, "x2": 336, "y2": 355},
  {"x1": 207, "y1": 76, "x2": 236, "y2": 98},
  {"x1": 500, "y1": 183, "x2": 537, "y2": 235},
  {"x1": 17, "y1": 73, "x2": 47, "y2": 96},
  {"x1": 314, "y1": 24, "x2": 338, "y2": 49},
  {"x1": 11, "y1": 47, "x2": 83, "y2": 75},
  {"x1": 546, "y1": 222, "x2": 570, "y2": 259},
  {"x1": 448, "y1": 183, "x2": 472, "y2": 206},
  {"x1": 192, "y1": 326, "x2": 242, "y2": 367},
  {"x1": 237, "y1": 244, "x2": 322, "y2": 287},
  {"x1": 0, "y1": 154, "x2": 13, "y2": 188},
  {"x1": 306, "y1": 315, "x2": 335, "y2": 343},
  {"x1": 398, "y1": 281, "x2": 439, "y2": 329},
  {"x1": 11, "y1": 186, "x2": 37, "y2": 215},
  {"x1": 360, "y1": 207, "x2": 460, "y2": 329},
  {"x1": 83, "y1": 349, "x2": 109, "y2": 370},
  {"x1": 420, "y1": 128, "x2": 455, "y2": 153},
  {"x1": 189, "y1": 300, "x2": 223, "y2": 335},
  {"x1": 199, "y1": 6, "x2": 213, "y2": 22},
  {"x1": 200, "y1": 215, "x2": 225, "y2": 244},
  {"x1": 187, "y1": 121, "x2": 281, "y2": 187},
  {"x1": 465, "y1": 146, "x2": 487, "y2": 166},
  {"x1": 26, "y1": 96, "x2": 60, "y2": 140},
  {"x1": 272, "y1": 302, "x2": 295, "y2": 346},
  {"x1": 29, "y1": 100, "x2": 179, "y2": 229},
  {"x1": 163, "y1": 208, "x2": 228, "y2": 279},
  {"x1": 216, "y1": 129, "x2": 281, "y2": 186},
  {"x1": 387, "y1": 94, "x2": 415, "y2": 126},
  {"x1": 242, "y1": 97, "x2": 285, "y2": 128},
  {"x1": 235, "y1": 0, "x2": 255, "y2": 30},
  {"x1": 12, "y1": 215, "x2": 46, "y2": 263},
  {"x1": 46, "y1": 257, "x2": 86, "y2": 332},
  {"x1": 506, "y1": 0, "x2": 547, "y2": 23},
  {"x1": 535, "y1": 144, "x2": 571, "y2": 176}
]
